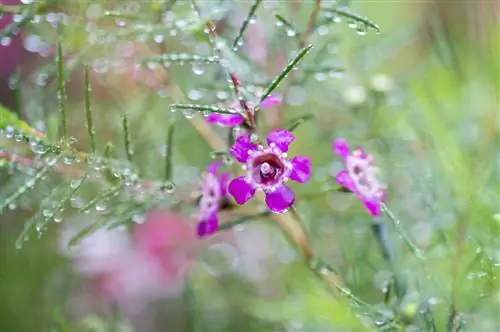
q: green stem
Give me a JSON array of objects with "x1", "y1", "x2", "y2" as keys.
[{"x1": 381, "y1": 203, "x2": 426, "y2": 261}]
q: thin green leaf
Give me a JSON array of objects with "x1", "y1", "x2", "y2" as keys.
[
  {"x1": 285, "y1": 113, "x2": 315, "y2": 132},
  {"x1": 217, "y1": 211, "x2": 271, "y2": 231},
  {"x1": 163, "y1": 117, "x2": 175, "y2": 184},
  {"x1": 16, "y1": 175, "x2": 88, "y2": 248},
  {"x1": 56, "y1": 39, "x2": 67, "y2": 138},
  {"x1": 122, "y1": 114, "x2": 133, "y2": 163},
  {"x1": 106, "y1": 199, "x2": 161, "y2": 230},
  {"x1": 136, "y1": 53, "x2": 219, "y2": 64},
  {"x1": 323, "y1": 6, "x2": 380, "y2": 33},
  {"x1": 274, "y1": 13, "x2": 301, "y2": 39},
  {"x1": 169, "y1": 103, "x2": 240, "y2": 115},
  {"x1": 381, "y1": 203, "x2": 426, "y2": 261},
  {"x1": 84, "y1": 65, "x2": 96, "y2": 153},
  {"x1": 77, "y1": 183, "x2": 125, "y2": 214},
  {"x1": 1, "y1": 154, "x2": 62, "y2": 217},
  {"x1": 68, "y1": 219, "x2": 108, "y2": 248},
  {"x1": 258, "y1": 44, "x2": 314, "y2": 107},
  {"x1": 232, "y1": 0, "x2": 263, "y2": 50}
]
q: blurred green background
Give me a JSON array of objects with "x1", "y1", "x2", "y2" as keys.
[{"x1": 0, "y1": 0, "x2": 499, "y2": 331}]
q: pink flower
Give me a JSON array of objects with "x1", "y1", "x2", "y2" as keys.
[
  {"x1": 196, "y1": 162, "x2": 230, "y2": 236},
  {"x1": 228, "y1": 130, "x2": 311, "y2": 213},
  {"x1": 60, "y1": 210, "x2": 197, "y2": 314},
  {"x1": 332, "y1": 138, "x2": 387, "y2": 216},
  {"x1": 205, "y1": 94, "x2": 280, "y2": 127}
]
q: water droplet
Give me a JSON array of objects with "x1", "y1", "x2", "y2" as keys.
[
  {"x1": 162, "y1": 181, "x2": 176, "y2": 193},
  {"x1": 70, "y1": 196, "x2": 84, "y2": 209},
  {"x1": 286, "y1": 29, "x2": 296, "y2": 37},
  {"x1": 182, "y1": 109, "x2": 195, "y2": 118},
  {"x1": 8, "y1": 203, "x2": 17, "y2": 210},
  {"x1": 29, "y1": 140, "x2": 47, "y2": 154},
  {"x1": 169, "y1": 105, "x2": 177, "y2": 113},
  {"x1": 5, "y1": 125, "x2": 14, "y2": 138},
  {"x1": 35, "y1": 72, "x2": 48, "y2": 86},
  {"x1": 23, "y1": 34, "x2": 43, "y2": 53},
  {"x1": 332, "y1": 16, "x2": 341, "y2": 23},
  {"x1": 14, "y1": 132, "x2": 24, "y2": 142},
  {"x1": 248, "y1": 17, "x2": 257, "y2": 25},
  {"x1": 187, "y1": 89, "x2": 203, "y2": 101},
  {"x1": 316, "y1": 25, "x2": 329, "y2": 36},
  {"x1": 314, "y1": 72, "x2": 327, "y2": 81},
  {"x1": 356, "y1": 25, "x2": 367, "y2": 36},
  {"x1": 63, "y1": 154, "x2": 77, "y2": 165},
  {"x1": 21, "y1": 0, "x2": 35, "y2": 4},
  {"x1": 222, "y1": 155, "x2": 233, "y2": 165},
  {"x1": 132, "y1": 214, "x2": 145, "y2": 224},
  {"x1": 347, "y1": 20, "x2": 357, "y2": 29},
  {"x1": 1, "y1": 37, "x2": 12, "y2": 46},
  {"x1": 13, "y1": 14, "x2": 24, "y2": 23},
  {"x1": 70, "y1": 179, "x2": 83, "y2": 189},
  {"x1": 191, "y1": 64, "x2": 205, "y2": 75},
  {"x1": 201, "y1": 243, "x2": 239, "y2": 277},
  {"x1": 95, "y1": 202, "x2": 107, "y2": 212},
  {"x1": 153, "y1": 33, "x2": 164, "y2": 43},
  {"x1": 53, "y1": 213, "x2": 63, "y2": 223},
  {"x1": 216, "y1": 91, "x2": 228, "y2": 100}
]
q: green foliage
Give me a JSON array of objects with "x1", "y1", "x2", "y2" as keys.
[{"x1": 1, "y1": 0, "x2": 499, "y2": 331}]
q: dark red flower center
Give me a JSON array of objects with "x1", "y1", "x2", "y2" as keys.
[{"x1": 251, "y1": 153, "x2": 285, "y2": 186}]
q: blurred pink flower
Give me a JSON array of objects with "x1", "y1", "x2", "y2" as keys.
[{"x1": 61, "y1": 209, "x2": 197, "y2": 315}]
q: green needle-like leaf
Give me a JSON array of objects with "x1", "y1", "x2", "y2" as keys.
[
  {"x1": 84, "y1": 65, "x2": 96, "y2": 153},
  {"x1": 257, "y1": 44, "x2": 314, "y2": 108},
  {"x1": 163, "y1": 117, "x2": 175, "y2": 185},
  {"x1": 286, "y1": 113, "x2": 315, "y2": 132},
  {"x1": 57, "y1": 39, "x2": 67, "y2": 138},
  {"x1": 169, "y1": 104, "x2": 240, "y2": 115},
  {"x1": 323, "y1": 6, "x2": 380, "y2": 33},
  {"x1": 217, "y1": 211, "x2": 271, "y2": 231},
  {"x1": 232, "y1": 0, "x2": 263, "y2": 50}
]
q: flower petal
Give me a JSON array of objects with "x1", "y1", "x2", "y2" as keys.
[
  {"x1": 362, "y1": 199, "x2": 381, "y2": 217},
  {"x1": 206, "y1": 161, "x2": 222, "y2": 175},
  {"x1": 205, "y1": 113, "x2": 244, "y2": 127},
  {"x1": 229, "y1": 135, "x2": 258, "y2": 163},
  {"x1": 219, "y1": 172, "x2": 230, "y2": 197},
  {"x1": 197, "y1": 212, "x2": 218, "y2": 237},
  {"x1": 290, "y1": 156, "x2": 311, "y2": 183},
  {"x1": 228, "y1": 177, "x2": 256, "y2": 205},
  {"x1": 267, "y1": 129, "x2": 295, "y2": 153},
  {"x1": 332, "y1": 138, "x2": 350, "y2": 159},
  {"x1": 259, "y1": 94, "x2": 280, "y2": 109},
  {"x1": 335, "y1": 170, "x2": 356, "y2": 192},
  {"x1": 265, "y1": 185, "x2": 295, "y2": 213}
]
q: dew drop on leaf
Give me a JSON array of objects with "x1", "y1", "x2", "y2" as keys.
[{"x1": 191, "y1": 64, "x2": 205, "y2": 75}]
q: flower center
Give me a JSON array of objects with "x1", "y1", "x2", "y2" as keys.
[{"x1": 251, "y1": 153, "x2": 284, "y2": 186}]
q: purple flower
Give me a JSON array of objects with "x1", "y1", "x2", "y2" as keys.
[
  {"x1": 228, "y1": 130, "x2": 311, "y2": 213},
  {"x1": 205, "y1": 94, "x2": 280, "y2": 128},
  {"x1": 332, "y1": 138, "x2": 387, "y2": 216},
  {"x1": 197, "y1": 162, "x2": 229, "y2": 237}
]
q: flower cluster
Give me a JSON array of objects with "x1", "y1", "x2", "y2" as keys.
[{"x1": 197, "y1": 92, "x2": 387, "y2": 235}]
